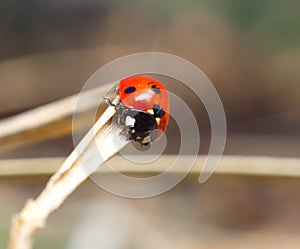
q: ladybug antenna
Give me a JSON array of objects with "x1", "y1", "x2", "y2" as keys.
[{"x1": 103, "y1": 96, "x2": 116, "y2": 107}]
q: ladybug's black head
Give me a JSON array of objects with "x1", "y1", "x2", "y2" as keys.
[{"x1": 120, "y1": 109, "x2": 158, "y2": 146}]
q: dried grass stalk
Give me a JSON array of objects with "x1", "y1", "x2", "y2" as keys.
[
  {"x1": 7, "y1": 97, "x2": 129, "y2": 249},
  {"x1": 0, "y1": 82, "x2": 115, "y2": 151}
]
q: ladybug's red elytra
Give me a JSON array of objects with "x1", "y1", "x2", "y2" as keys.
[{"x1": 105, "y1": 75, "x2": 170, "y2": 146}]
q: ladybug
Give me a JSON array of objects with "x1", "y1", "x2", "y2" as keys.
[{"x1": 105, "y1": 75, "x2": 170, "y2": 146}]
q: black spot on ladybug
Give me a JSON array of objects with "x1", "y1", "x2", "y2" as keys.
[
  {"x1": 124, "y1": 86, "x2": 136, "y2": 94},
  {"x1": 153, "y1": 104, "x2": 165, "y2": 118},
  {"x1": 151, "y1": 85, "x2": 161, "y2": 94}
]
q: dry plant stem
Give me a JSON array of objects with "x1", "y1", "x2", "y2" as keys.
[
  {"x1": 1, "y1": 156, "x2": 300, "y2": 178},
  {"x1": 7, "y1": 97, "x2": 129, "y2": 249},
  {"x1": 0, "y1": 82, "x2": 115, "y2": 150}
]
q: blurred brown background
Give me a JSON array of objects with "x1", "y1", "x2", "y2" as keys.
[
  {"x1": 1, "y1": 0, "x2": 300, "y2": 157},
  {"x1": 1, "y1": 1, "x2": 300, "y2": 248}
]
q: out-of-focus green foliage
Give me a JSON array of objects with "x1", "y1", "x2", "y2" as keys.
[
  {"x1": 210, "y1": 0, "x2": 300, "y2": 51},
  {"x1": 148, "y1": 0, "x2": 300, "y2": 52},
  {"x1": 1, "y1": 0, "x2": 299, "y2": 56}
]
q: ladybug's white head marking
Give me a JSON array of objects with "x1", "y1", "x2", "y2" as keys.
[{"x1": 125, "y1": 116, "x2": 136, "y2": 127}]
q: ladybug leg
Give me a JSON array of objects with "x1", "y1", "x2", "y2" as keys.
[
  {"x1": 118, "y1": 108, "x2": 129, "y2": 126},
  {"x1": 115, "y1": 85, "x2": 119, "y2": 93},
  {"x1": 103, "y1": 96, "x2": 116, "y2": 107},
  {"x1": 120, "y1": 127, "x2": 132, "y2": 140},
  {"x1": 103, "y1": 96, "x2": 124, "y2": 111}
]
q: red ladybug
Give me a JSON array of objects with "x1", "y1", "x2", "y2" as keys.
[{"x1": 105, "y1": 75, "x2": 170, "y2": 146}]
